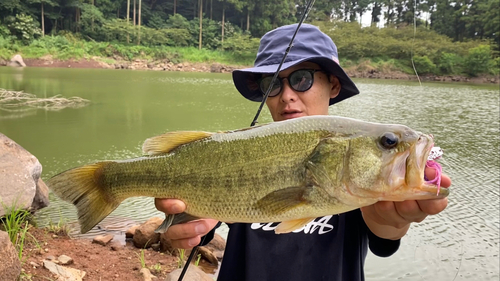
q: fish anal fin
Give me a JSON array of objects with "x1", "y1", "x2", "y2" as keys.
[
  {"x1": 142, "y1": 131, "x2": 213, "y2": 156},
  {"x1": 275, "y1": 217, "x2": 316, "y2": 234},
  {"x1": 154, "y1": 212, "x2": 201, "y2": 233},
  {"x1": 254, "y1": 186, "x2": 312, "y2": 215}
]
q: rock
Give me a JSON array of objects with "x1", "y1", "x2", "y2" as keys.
[
  {"x1": 159, "y1": 232, "x2": 175, "y2": 254},
  {"x1": 29, "y1": 261, "x2": 40, "y2": 268},
  {"x1": 92, "y1": 234, "x2": 114, "y2": 246},
  {"x1": 7, "y1": 54, "x2": 26, "y2": 67},
  {"x1": 140, "y1": 268, "x2": 157, "y2": 281},
  {"x1": 166, "y1": 265, "x2": 213, "y2": 281},
  {"x1": 126, "y1": 225, "x2": 140, "y2": 238},
  {"x1": 133, "y1": 217, "x2": 163, "y2": 249},
  {"x1": 205, "y1": 233, "x2": 226, "y2": 252},
  {"x1": 197, "y1": 246, "x2": 219, "y2": 265},
  {"x1": 0, "y1": 230, "x2": 21, "y2": 281},
  {"x1": 151, "y1": 242, "x2": 161, "y2": 251},
  {"x1": 0, "y1": 133, "x2": 49, "y2": 217},
  {"x1": 58, "y1": 255, "x2": 73, "y2": 265},
  {"x1": 110, "y1": 241, "x2": 123, "y2": 251},
  {"x1": 43, "y1": 260, "x2": 86, "y2": 281}
]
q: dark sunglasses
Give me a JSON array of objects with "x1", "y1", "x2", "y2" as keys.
[{"x1": 259, "y1": 69, "x2": 327, "y2": 97}]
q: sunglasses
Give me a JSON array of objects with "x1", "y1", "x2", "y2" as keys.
[{"x1": 259, "y1": 69, "x2": 327, "y2": 97}]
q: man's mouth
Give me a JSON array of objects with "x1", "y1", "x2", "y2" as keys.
[{"x1": 281, "y1": 110, "x2": 303, "y2": 119}]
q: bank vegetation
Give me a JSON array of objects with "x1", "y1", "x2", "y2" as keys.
[{"x1": 0, "y1": 0, "x2": 498, "y2": 77}]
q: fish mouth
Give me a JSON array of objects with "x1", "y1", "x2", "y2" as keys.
[{"x1": 406, "y1": 134, "x2": 449, "y2": 199}]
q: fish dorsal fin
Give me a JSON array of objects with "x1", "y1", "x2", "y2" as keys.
[{"x1": 142, "y1": 131, "x2": 213, "y2": 156}]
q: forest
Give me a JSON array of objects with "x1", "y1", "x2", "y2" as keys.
[{"x1": 0, "y1": 0, "x2": 499, "y2": 77}]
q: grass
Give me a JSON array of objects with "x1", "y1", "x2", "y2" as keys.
[
  {"x1": 45, "y1": 213, "x2": 70, "y2": 236},
  {"x1": 177, "y1": 248, "x2": 186, "y2": 268},
  {"x1": 0, "y1": 203, "x2": 33, "y2": 262},
  {"x1": 137, "y1": 249, "x2": 147, "y2": 268}
]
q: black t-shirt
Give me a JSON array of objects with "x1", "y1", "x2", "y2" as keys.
[{"x1": 216, "y1": 209, "x2": 400, "y2": 281}]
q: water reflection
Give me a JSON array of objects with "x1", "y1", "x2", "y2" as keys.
[{"x1": 0, "y1": 68, "x2": 498, "y2": 280}]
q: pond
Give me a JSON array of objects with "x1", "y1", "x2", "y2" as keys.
[{"x1": 0, "y1": 66, "x2": 498, "y2": 280}]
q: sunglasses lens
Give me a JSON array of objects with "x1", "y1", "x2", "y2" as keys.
[
  {"x1": 289, "y1": 70, "x2": 314, "y2": 92},
  {"x1": 260, "y1": 77, "x2": 281, "y2": 97}
]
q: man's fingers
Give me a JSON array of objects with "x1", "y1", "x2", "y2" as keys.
[
  {"x1": 417, "y1": 198, "x2": 448, "y2": 215},
  {"x1": 166, "y1": 219, "x2": 219, "y2": 249},
  {"x1": 154, "y1": 198, "x2": 186, "y2": 214}
]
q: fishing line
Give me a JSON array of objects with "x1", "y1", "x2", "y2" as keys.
[
  {"x1": 177, "y1": 2, "x2": 317, "y2": 281},
  {"x1": 177, "y1": 235, "x2": 207, "y2": 281},
  {"x1": 250, "y1": 0, "x2": 316, "y2": 127},
  {"x1": 410, "y1": 0, "x2": 422, "y2": 86},
  {"x1": 177, "y1": 2, "x2": 317, "y2": 280}
]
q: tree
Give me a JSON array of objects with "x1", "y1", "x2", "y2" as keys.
[
  {"x1": 26, "y1": 0, "x2": 58, "y2": 36},
  {"x1": 199, "y1": 0, "x2": 202, "y2": 49}
]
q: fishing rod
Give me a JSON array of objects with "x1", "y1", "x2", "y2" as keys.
[
  {"x1": 177, "y1": 1, "x2": 316, "y2": 280},
  {"x1": 250, "y1": 0, "x2": 316, "y2": 127}
]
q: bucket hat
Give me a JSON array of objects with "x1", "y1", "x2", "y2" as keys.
[{"x1": 232, "y1": 23, "x2": 359, "y2": 105}]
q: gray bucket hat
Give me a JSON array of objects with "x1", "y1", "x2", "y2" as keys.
[{"x1": 232, "y1": 23, "x2": 359, "y2": 105}]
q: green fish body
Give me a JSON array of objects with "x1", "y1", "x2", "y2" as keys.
[{"x1": 47, "y1": 116, "x2": 448, "y2": 234}]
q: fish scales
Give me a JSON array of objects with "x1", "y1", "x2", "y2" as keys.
[{"x1": 47, "y1": 116, "x2": 449, "y2": 234}]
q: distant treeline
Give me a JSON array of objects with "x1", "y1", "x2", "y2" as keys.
[{"x1": 0, "y1": 0, "x2": 499, "y2": 77}]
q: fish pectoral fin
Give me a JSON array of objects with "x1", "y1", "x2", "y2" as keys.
[
  {"x1": 275, "y1": 217, "x2": 316, "y2": 234},
  {"x1": 253, "y1": 186, "x2": 312, "y2": 215},
  {"x1": 142, "y1": 131, "x2": 213, "y2": 156},
  {"x1": 155, "y1": 212, "x2": 201, "y2": 233}
]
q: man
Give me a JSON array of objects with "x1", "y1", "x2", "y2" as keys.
[{"x1": 156, "y1": 23, "x2": 451, "y2": 280}]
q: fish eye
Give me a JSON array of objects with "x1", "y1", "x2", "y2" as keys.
[{"x1": 379, "y1": 132, "x2": 398, "y2": 149}]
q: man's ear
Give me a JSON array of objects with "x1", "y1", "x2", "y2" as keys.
[{"x1": 329, "y1": 75, "x2": 341, "y2": 99}]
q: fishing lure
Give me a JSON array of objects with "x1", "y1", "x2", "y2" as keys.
[{"x1": 426, "y1": 146, "x2": 443, "y2": 195}]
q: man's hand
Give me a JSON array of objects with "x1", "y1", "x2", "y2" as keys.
[
  {"x1": 361, "y1": 166, "x2": 452, "y2": 240},
  {"x1": 155, "y1": 199, "x2": 219, "y2": 249}
]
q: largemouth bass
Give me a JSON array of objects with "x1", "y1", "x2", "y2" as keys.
[{"x1": 47, "y1": 115, "x2": 448, "y2": 234}]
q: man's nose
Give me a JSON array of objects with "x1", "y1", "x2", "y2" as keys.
[{"x1": 280, "y1": 80, "x2": 298, "y2": 102}]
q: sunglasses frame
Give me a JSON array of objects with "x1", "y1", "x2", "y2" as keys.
[{"x1": 258, "y1": 69, "x2": 327, "y2": 97}]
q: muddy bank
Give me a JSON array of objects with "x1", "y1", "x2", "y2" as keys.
[{"x1": 2, "y1": 56, "x2": 499, "y2": 85}]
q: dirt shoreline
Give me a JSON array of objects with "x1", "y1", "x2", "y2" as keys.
[{"x1": 4, "y1": 56, "x2": 499, "y2": 85}]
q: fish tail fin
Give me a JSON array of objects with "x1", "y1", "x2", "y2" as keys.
[{"x1": 47, "y1": 162, "x2": 120, "y2": 234}]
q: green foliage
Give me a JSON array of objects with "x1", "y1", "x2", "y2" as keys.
[
  {"x1": 102, "y1": 19, "x2": 191, "y2": 47},
  {"x1": 412, "y1": 55, "x2": 437, "y2": 75},
  {"x1": 491, "y1": 57, "x2": 500, "y2": 75},
  {"x1": 1, "y1": 204, "x2": 32, "y2": 261},
  {"x1": 221, "y1": 32, "x2": 259, "y2": 60},
  {"x1": 177, "y1": 248, "x2": 186, "y2": 268},
  {"x1": 5, "y1": 14, "x2": 42, "y2": 44},
  {"x1": 464, "y1": 45, "x2": 493, "y2": 76},
  {"x1": 136, "y1": 249, "x2": 146, "y2": 268},
  {"x1": 79, "y1": 3, "x2": 106, "y2": 40},
  {"x1": 437, "y1": 52, "x2": 464, "y2": 75}
]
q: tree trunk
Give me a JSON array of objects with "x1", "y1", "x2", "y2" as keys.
[
  {"x1": 174, "y1": 0, "x2": 176, "y2": 14},
  {"x1": 41, "y1": 2, "x2": 45, "y2": 36},
  {"x1": 91, "y1": 0, "x2": 94, "y2": 31},
  {"x1": 221, "y1": 0, "x2": 225, "y2": 43},
  {"x1": 199, "y1": 0, "x2": 203, "y2": 50},
  {"x1": 210, "y1": 0, "x2": 212, "y2": 20},
  {"x1": 246, "y1": 8, "x2": 250, "y2": 31},
  {"x1": 138, "y1": 0, "x2": 142, "y2": 45},
  {"x1": 126, "y1": 0, "x2": 130, "y2": 43},
  {"x1": 133, "y1": 0, "x2": 136, "y2": 26}
]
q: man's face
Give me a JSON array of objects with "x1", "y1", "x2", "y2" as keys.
[{"x1": 264, "y1": 62, "x2": 340, "y2": 122}]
